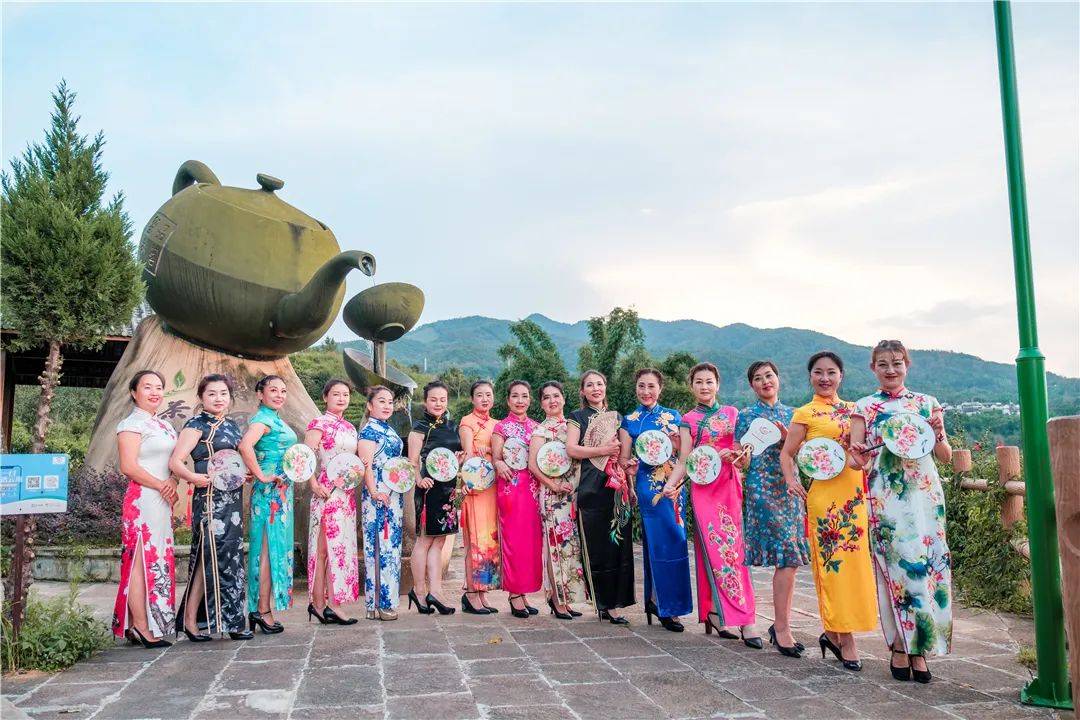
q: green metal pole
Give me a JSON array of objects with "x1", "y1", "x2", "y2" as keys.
[{"x1": 992, "y1": 0, "x2": 1072, "y2": 709}]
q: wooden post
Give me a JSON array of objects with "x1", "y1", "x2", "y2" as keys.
[
  {"x1": 1047, "y1": 416, "x2": 1079, "y2": 707},
  {"x1": 997, "y1": 445, "x2": 1024, "y2": 528},
  {"x1": 952, "y1": 449, "x2": 973, "y2": 474}
]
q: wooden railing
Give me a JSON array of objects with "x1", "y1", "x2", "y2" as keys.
[{"x1": 952, "y1": 445, "x2": 1030, "y2": 557}]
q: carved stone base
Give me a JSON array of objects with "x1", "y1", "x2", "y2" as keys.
[{"x1": 83, "y1": 314, "x2": 451, "y2": 590}]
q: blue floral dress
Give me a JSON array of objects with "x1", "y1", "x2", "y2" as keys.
[
  {"x1": 622, "y1": 404, "x2": 692, "y2": 617},
  {"x1": 358, "y1": 418, "x2": 405, "y2": 611},
  {"x1": 736, "y1": 401, "x2": 809, "y2": 568},
  {"x1": 246, "y1": 405, "x2": 297, "y2": 612}
]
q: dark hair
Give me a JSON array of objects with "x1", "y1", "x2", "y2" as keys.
[
  {"x1": 365, "y1": 385, "x2": 393, "y2": 402},
  {"x1": 470, "y1": 380, "x2": 494, "y2": 397},
  {"x1": 578, "y1": 369, "x2": 607, "y2": 409},
  {"x1": 634, "y1": 368, "x2": 664, "y2": 386},
  {"x1": 807, "y1": 351, "x2": 844, "y2": 374},
  {"x1": 128, "y1": 370, "x2": 165, "y2": 394},
  {"x1": 197, "y1": 373, "x2": 235, "y2": 399},
  {"x1": 746, "y1": 360, "x2": 779, "y2": 384},
  {"x1": 538, "y1": 380, "x2": 565, "y2": 398},
  {"x1": 688, "y1": 362, "x2": 720, "y2": 384},
  {"x1": 506, "y1": 379, "x2": 532, "y2": 396},
  {"x1": 423, "y1": 380, "x2": 449, "y2": 400},
  {"x1": 871, "y1": 339, "x2": 911, "y2": 366},
  {"x1": 255, "y1": 374, "x2": 285, "y2": 393},
  {"x1": 322, "y1": 378, "x2": 352, "y2": 398}
]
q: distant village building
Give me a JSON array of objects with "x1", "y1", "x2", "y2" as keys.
[{"x1": 943, "y1": 401, "x2": 1021, "y2": 416}]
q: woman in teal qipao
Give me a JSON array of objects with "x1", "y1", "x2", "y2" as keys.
[
  {"x1": 618, "y1": 369, "x2": 691, "y2": 631},
  {"x1": 735, "y1": 361, "x2": 808, "y2": 657},
  {"x1": 239, "y1": 375, "x2": 296, "y2": 632}
]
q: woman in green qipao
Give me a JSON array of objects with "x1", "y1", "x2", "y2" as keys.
[
  {"x1": 239, "y1": 375, "x2": 296, "y2": 633},
  {"x1": 850, "y1": 340, "x2": 952, "y2": 684}
]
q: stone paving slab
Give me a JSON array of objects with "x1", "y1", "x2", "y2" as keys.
[{"x1": 3, "y1": 548, "x2": 1074, "y2": 720}]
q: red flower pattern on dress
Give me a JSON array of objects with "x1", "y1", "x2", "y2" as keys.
[{"x1": 815, "y1": 487, "x2": 866, "y2": 574}]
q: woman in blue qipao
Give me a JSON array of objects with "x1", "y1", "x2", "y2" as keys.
[
  {"x1": 356, "y1": 385, "x2": 406, "y2": 620},
  {"x1": 618, "y1": 369, "x2": 692, "y2": 631},
  {"x1": 735, "y1": 360, "x2": 809, "y2": 657}
]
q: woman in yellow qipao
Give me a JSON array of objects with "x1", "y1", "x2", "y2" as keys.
[{"x1": 780, "y1": 351, "x2": 877, "y2": 671}]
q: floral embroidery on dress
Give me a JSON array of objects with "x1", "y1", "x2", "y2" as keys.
[
  {"x1": 707, "y1": 508, "x2": 746, "y2": 607},
  {"x1": 816, "y1": 487, "x2": 866, "y2": 573}
]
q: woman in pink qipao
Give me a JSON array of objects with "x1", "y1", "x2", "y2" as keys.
[{"x1": 664, "y1": 362, "x2": 760, "y2": 647}]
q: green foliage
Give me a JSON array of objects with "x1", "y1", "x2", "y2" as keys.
[
  {"x1": 9, "y1": 385, "x2": 99, "y2": 467},
  {"x1": 1, "y1": 583, "x2": 112, "y2": 671},
  {"x1": 495, "y1": 319, "x2": 571, "y2": 418},
  {"x1": 578, "y1": 307, "x2": 646, "y2": 379},
  {"x1": 946, "y1": 412, "x2": 1021, "y2": 447},
  {"x1": 1, "y1": 80, "x2": 143, "y2": 353},
  {"x1": 940, "y1": 438, "x2": 1032, "y2": 614}
]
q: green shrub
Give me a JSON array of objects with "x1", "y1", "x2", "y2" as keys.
[{"x1": 1, "y1": 583, "x2": 112, "y2": 672}]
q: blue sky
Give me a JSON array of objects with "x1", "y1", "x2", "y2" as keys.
[{"x1": 4, "y1": 2, "x2": 1078, "y2": 375}]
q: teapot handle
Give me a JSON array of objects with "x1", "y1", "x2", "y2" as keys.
[{"x1": 172, "y1": 160, "x2": 221, "y2": 196}]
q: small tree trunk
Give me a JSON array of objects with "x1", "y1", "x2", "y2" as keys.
[
  {"x1": 6, "y1": 340, "x2": 63, "y2": 642},
  {"x1": 32, "y1": 340, "x2": 63, "y2": 453}
]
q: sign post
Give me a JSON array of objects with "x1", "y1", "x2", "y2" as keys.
[{"x1": 1, "y1": 453, "x2": 70, "y2": 641}]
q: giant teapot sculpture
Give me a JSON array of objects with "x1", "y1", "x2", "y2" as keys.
[{"x1": 139, "y1": 160, "x2": 375, "y2": 358}]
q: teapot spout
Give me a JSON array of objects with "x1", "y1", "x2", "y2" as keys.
[{"x1": 272, "y1": 250, "x2": 376, "y2": 339}]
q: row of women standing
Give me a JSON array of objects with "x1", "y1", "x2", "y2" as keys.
[
  {"x1": 112, "y1": 372, "x2": 373, "y2": 647},
  {"x1": 639, "y1": 343, "x2": 953, "y2": 683},
  {"x1": 111, "y1": 339, "x2": 953, "y2": 683}
]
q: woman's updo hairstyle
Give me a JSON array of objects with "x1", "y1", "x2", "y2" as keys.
[{"x1": 255, "y1": 374, "x2": 285, "y2": 393}]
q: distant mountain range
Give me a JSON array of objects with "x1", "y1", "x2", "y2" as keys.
[{"x1": 341, "y1": 314, "x2": 1080, "y2": 410}]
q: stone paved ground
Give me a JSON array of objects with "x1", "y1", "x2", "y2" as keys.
[{"x1": 2, "y1": 548, "x2": 1074, "y2": 720}]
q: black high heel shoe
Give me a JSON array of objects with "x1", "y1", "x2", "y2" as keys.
[
  {"x1": 408, "y1": 589, "x2": 435, "y2": 615},
  {"x1": 182, "y1": 627, "x2": 213, "y2": 643},
  {"x1": 525, "y1": 603, "x2": 539, "y2": 616},
  {"x1": 568, "y1": 608, "x2": 582, "y2": 617},
  {"x1": 890, "y1": 650, "x2": 912, "y2": 681},
  {"x1": 909, "y1": 654, "x2": 931, "y2": 684},
  {"x1": 322, "y1": 606, "x2": 358, "y2": 626},
  {"x1": 308, "y1": 603, "x2": 332, "y2": 625},
  {"x1": 462, "y1": 592, "x2": 492, "y2": 615},
  {"x1": 739, "y1": 627, "x2": 764, "y2": 649},
  {"x1": 425, "y1": 593, "x2": 456, "y2": 615},
  {"x1": 818, "y1": 633, "x2": 861, "y2": 671},
  {"x1": 229, "y1": 630, "x2": 254, "y2": 640},
  {"x1": 128, "y1": 626, "x2": 172, "y2": 649},
  {"x1": 508, "y1": 594, "x2": 531, "y2": 619},
  {"x1": 645, "y1": 600, "x2": 684, "y2": 632},
  {"x1": 704, "y1": 613, "x2": 738, "y2": 639},
  {"x1": 547, "y1": 598, "x2": 573, "y2": 620},
  {"x1": 249, "y1": 611, "x2": 284, "y2": 634},
  {"x1": 767, "y1": 624, "x2": 803, "y2": 658},
  {"x1": 599, "y1": 609, "x2": 629, "y2": 625}
]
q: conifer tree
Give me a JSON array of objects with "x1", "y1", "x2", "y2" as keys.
[{"x1": 1, "y1": 81, "x2": 143, "y2": 631}]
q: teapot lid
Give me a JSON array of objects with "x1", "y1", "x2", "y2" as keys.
[{"x1": 172, "y1": 161, "x2": 327, "y2": 231}]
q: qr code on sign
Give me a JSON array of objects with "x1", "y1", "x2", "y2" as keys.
[{"x1": 25, "y1": 475, "x2": 42, "y2": 490}]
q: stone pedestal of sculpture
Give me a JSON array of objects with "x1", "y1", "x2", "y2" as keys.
[{"x1": 83, "y1": 315, "x2": 319, "y2": 563}]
